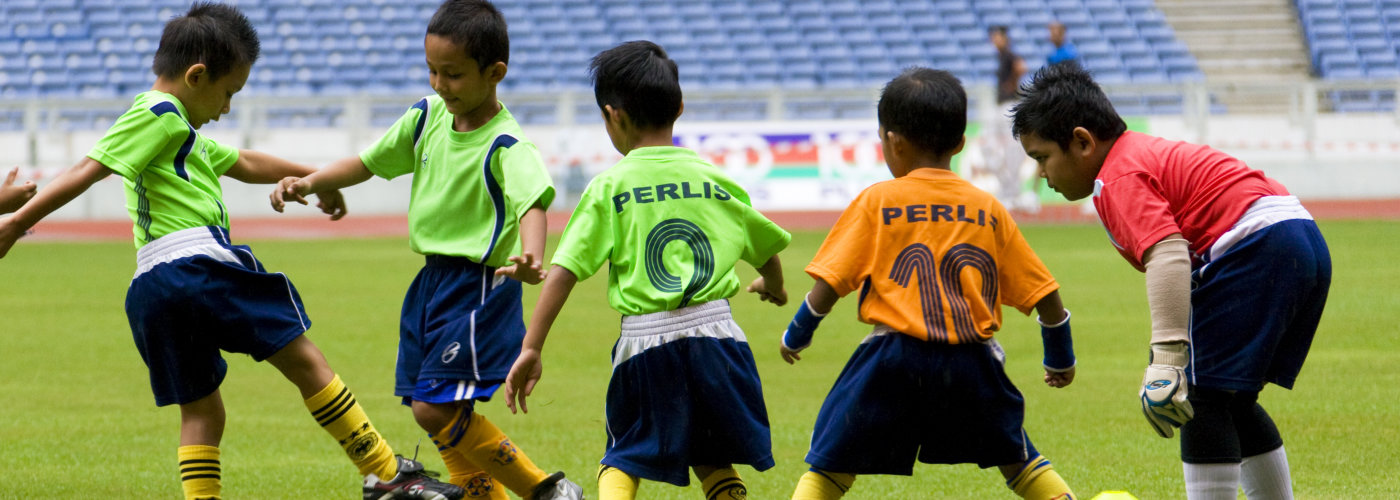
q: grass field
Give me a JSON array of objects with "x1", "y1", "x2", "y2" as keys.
[{"x1": 1, "y1": 220, "x2": 1397, "y2": 499}]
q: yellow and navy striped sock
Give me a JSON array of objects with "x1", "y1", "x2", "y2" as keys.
[
  {"x1": 700, "y1": 467, "x2": 747, "y2": 500},
  {"x1": 431, "y1": 407, "x2": 547, "y2": 498},
  {"x1": 178, "y1": 445, "x2": 221, "y2": 500},
  {"x1": 792, "y1": 468, "x2": 854, "y2": 500},
  {"x1": 597, "y1": 465, "x2": 641, "y2": 500},
  {"x1": 304, "y1": 375, "x2": 397, "y2": 480},
  {"x1": 441, "y1": 446, "x2": 508, "y2": 499},
  {"x1": 1007, "y1": 455, "x2": 1075, "y2": 500}
]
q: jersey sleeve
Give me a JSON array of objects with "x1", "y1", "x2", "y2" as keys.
[
  {"x1": 206, "y1": 136, "x2": 240, "y2": 176},
  {"x1": 499, "y1": 141, "x2": 556, "y2": 217},
  {"x1": 1097, "y1": 172, "x2": 1180, "y2": 269},
  {"x1": 550, "y1": 178, "x2": 614, "y2": 281},
  {"x1": 995, "y1": 214, "x2": 1060, "y2": 315},
  {"x1": 359, "y1": 98, "x2": 429, "y2": 180},
  {"x1": 805, "y1": 194, "x2": 876, "y2": 297},
  {"x1": 86, "y1": 104, "x2": 178, "y2": 179},
  {"x1": 739, "y1": 207, "x2": 791, "y2": 268}
]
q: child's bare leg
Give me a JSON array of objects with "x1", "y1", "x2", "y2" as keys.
[
  {"x1": 267, "y1": 335, "x2": 397, "y2": 479},
  {"x1": 178, "y1": 391, "x2": 224, "y2": 499}
]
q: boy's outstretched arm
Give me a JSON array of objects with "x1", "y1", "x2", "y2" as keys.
[
  {"x1": 746, "y1": 254, "x2": 788, "y2": 306},
  {"x1": 0, "y1": 166, "x2": 37, "y2": 214},
  {"x1": 248, "y1": 152, "x2": 371, "y2": 220},
  {"x1": 504, "y1": 265, "x2": 578, "y2": 414},
  {"x1": 1033, "y1": 290, "x2": 1075, "y2": 388},
  {"x1": 495, "y1": 203, "x2": 547, "y2": 284},
  {"x1": 779, "y1": 277, "x2": 839, "y2": 364},
  {"x1": 0, "y1": 158, "x2": 111, "y2": 258}
]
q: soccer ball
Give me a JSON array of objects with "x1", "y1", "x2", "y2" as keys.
[{"x1": 1090, "y1": 492, "x2": 1140, "y2": 500}]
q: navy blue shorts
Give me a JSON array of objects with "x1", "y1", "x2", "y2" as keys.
[
  {"x1": 1189, "y1": 219, "x2": 1331, "y2": 391},
  {"x1": 396, "y1": 255, "x2": 524, "y2": 403},
  {"x1": 603, "y1": 300, "x2": 774, "y2": 487},
  {"x1": 126, "y1": 227, "x2": 309, "y2": 407},
  {"x1": 806, "y1": 330, "x2": 1035, "y2": 475}
]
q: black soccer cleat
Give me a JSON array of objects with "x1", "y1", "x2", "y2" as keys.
[
  {"x1": 363, "y1": 456, "x2": 466, "y2": 500},
  {"x1": 530, "y1": 471, "x2": 584, "y2": 500}
]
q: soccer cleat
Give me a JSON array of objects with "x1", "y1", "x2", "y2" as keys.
[
  {"x1": 364, "y1": 456, "x2": 466, "y2": 500},
  {"x1": 530, "y1": 471, "x2": 584, "y2": 500}
]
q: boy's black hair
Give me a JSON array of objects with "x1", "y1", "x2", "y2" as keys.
[
  {"x1": 989, "y1": 25, "x2": 1009, "y2": 36},
  {"x1": 428, "y1": 0, "x2": 509, "y2": 69},
  {"x1": 152, "y1": 2, "x2": 260, "y2": 81},
  {"x1": 877, "y1": 67, "x2": 967, "y2": 157},
  {"x1": 1011, "y1": 63, "x2": 1127, "y2": 150},
  {"x1": 590, "y1": 41, "x2": 682, "y2": 130}
]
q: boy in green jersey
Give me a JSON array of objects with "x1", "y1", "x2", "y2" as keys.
[
  {"x1": 0, "y1": 3, "x2": 463, "y2": 500},
  {"x1": 270, "y1": 1, "x2": 580, "y2": 499},
  {"x1": 503, "y1": 41, "x2": 792, "y2": 500}
]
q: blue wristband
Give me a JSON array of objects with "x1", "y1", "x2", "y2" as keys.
[
  {"x1": 783, "y1": 295, "x2": 826, "y2": 351},
  {"x1": 1039, "y1": 310, "x2": 1075, "y2": 371}
]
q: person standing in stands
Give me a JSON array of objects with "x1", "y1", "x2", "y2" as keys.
[
  {"x1": 1047, "y1": 22, "x2": 1080, "y2": 67},
  {"x1": 983, "y1": 25, "x2": 1035, "y2": 213}
]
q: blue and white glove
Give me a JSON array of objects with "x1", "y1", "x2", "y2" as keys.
[
  {"x1": 1140, "y1": 342, "x2": 1194, "y2": 438},
  {"x1": 781, "y1": 293, "x2": 827, "y2": 355},
  {"x1": 1038, "y1": 309, "x2": 1075, "y2": 372}
]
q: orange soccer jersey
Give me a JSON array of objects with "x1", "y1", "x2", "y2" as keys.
[{"x1": 806, "y1": 168, "x2": 1058, "y2": 344}]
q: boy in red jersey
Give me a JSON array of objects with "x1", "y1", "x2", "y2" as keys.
[
  {"x1": 783, "y1": 67, "x2": 1077, "y2": 500},
  {"x1": 1013, "y1": 63, "x2": 1331, "y2": 500}
]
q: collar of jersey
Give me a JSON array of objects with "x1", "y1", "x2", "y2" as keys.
[
  {"x1": 141, "y1": 90, "x2": 190, "y2": 120},
  {"x1": 445, "y1": 101, "x2": 511, "y2": 145},
  {"x1": 904, "y1": 167, "x2": 960, "y2": 181},
  {"x1": 624, "y1": 145, "x2": 696, "y2": 160}
]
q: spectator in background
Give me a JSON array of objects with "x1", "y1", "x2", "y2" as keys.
[
  {"x1": 1047, "y1": 21, "x2": 1080, "y2": 66},
  {"x1": 984, "y1": 25, "x2": 1036, "y2": 212}
]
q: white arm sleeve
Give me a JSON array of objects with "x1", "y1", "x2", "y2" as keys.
[{"x1": 1143, "y1": 238, "x2": 1191, "y2": 345}]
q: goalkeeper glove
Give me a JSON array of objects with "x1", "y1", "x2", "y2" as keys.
[
  {"x1": 782, "y1": 293, "x2": 827, "y2": 354},
  {"x1": 1038, "y1": 309, "x2": 1075, "y2": 372},
  {"x1": 1140, "y1": 342, "x2": 1194, "y2": 438}
]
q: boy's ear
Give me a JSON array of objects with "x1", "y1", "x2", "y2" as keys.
[
  {"x1": 884, "y1": 129, "x2": 908, "y2": 158},
  {"x1": 602, "y1": 104, "x2": 626, "y2": 128},
  {"x1": 183, "y1": 63, "x2": 209, "y2": 88},
  {"x1": 484, "y1": 61, "x2": 507, "y2": 84},
  {"x1": 675, "y1": 100, "x2": 684, "y2": 120},
  {"x1": 1070, "y1": 126, "x2": 1097, "y2": 158},
  {"x1": 951, "y1": 135, "x2": 966, "y2": 156}
]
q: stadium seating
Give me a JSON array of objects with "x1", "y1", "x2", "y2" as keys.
[
  {"x1": 1294, "y1": 0, "x2": 1400, "y2": 112},
  {"x1": 2, "y1": 0, "x2": 1209, "y2": 122}
]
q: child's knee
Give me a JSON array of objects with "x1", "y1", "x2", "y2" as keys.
[{"x1": 412, "y1": 400, "x2": 467, "y2": 433}]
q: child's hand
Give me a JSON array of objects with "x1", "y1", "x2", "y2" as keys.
[
  {"x1": 0, "y1": 167, "x2": 37, "y2": 214},
  {"x1": 1044, "y1": 367, "x2": 1075, "y2": 388},
  {"x1": 269, "y1": 176, "x2": 310, "y2": 212},
  {"x1": 504, "y1": 348, "x2": 543, "y2": 414},
  {"x1": 780, "y1": 344, "x2": 804, "y2": 364},
  {"x1": 495, "y1": 253, "x2": 545, "y2": 284},
  {"x1": 747, "y1": 276, "x2": 788, "y2": 306},
  {"x1": 314, "y1": 189, "x2": 347, "y2": 220}
]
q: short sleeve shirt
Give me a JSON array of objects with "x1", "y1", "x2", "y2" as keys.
[
  {"x1": 552, "y1": 146, "x2": 791, "y2": 316},
  {"x1": 807, "y1": 168, "x2": 1058, "y2": 344},
  {"x1": 1093, "y1": 131, "x2": 1289, "y2": 270},
  {"x1": 360, "y1": 97, "x2": 555, "y2": 266},
  {"x1": 87, "y1": 91, "x2": 240, "y2": 248}
]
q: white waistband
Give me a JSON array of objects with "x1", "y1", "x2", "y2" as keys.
[
  {"x1": 1208, "y1": 195, "x2": 1312, "y2": 262},
  {"x1": 134, "y1": 226, "x2": 241, "y2": 279},
  {"x1": 620, "y1": 299, "x2": 733, "y2": 337}
]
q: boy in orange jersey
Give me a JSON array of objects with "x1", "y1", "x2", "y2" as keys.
[{"x1": 783, "y1": 68, "x2": 1077, "y2": 500}]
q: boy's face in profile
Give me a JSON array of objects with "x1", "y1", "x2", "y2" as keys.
[
  {"x1": 1020, "y1": 131, "x2": 1096, "y2": 201},
  {"x1": 425, "y1": 34, "x2": 502, "y2": 117},
  {"x1": 184, "y1": 63, "x2": 250, "y2": 129}
]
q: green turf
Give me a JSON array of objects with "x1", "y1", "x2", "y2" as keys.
[{"x1": 0, "y1": 220, "x2": 1395, "y2": 499}]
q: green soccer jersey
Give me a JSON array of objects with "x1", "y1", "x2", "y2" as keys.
[
  {"x1": 361, "y1": 97, "x2": 555, "y2": 266},
  {"x1": 553, "y1": 146, "x2": 791, "y2": 316},
  {"x1": 87, "y1": 91, "x2": 240, "y2": 248}
]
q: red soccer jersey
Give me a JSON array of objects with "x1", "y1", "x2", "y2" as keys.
[
  {"x1": 1093, "y1": 131, "x2": 1289, "y2": 270},
  {"x1": 806, "y1": 168, "x2": 1059, "y2": 344}
]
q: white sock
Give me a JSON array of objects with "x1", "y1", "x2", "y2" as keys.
[
  {"x1": 1183, "y1": 462, "x2": 1241, "y2": 500},
  {"x1": 1241, "y1": 446, "x2": 1293, "y2": 500}
]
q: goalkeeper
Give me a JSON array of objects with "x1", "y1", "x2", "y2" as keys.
[
  {"x1": 1012, "y1": 63, "x2": 1332, "y2": 500},
  {"x1": 783, "y1": 68, "x2": 1077, "y2": 500}
]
